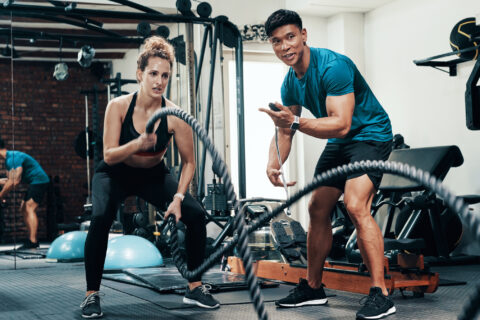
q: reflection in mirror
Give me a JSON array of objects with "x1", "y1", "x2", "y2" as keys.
[
  {"x1": 0, "y1": 10, "x2": 14, "y2": 270},
  {"x1": 5, "y1": 2, "x2": 194, "y2": 270}
]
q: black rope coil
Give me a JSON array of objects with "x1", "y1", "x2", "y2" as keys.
[{"x1": 146, "y1": 108, "x2": 480, "y2": 320}]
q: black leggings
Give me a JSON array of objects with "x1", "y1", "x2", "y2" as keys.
[{"x1": 85, "y1": 161, "x2": 206, "y2": 291}]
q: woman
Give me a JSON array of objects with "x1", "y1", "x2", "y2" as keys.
[{"x1": 80, "y1": 36, "x2": 219, "y2": 319}]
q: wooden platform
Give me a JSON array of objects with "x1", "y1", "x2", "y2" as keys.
[{"x1": 228, "y1": 253, "x2": 439, "y2": 295}]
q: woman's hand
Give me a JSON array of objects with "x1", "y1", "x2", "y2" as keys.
[
  {"x1": 165, "y1": 197, "x2": 182, "y2": 223},
  {"x1": 137, "y1": 132, "x2": 157, "y2": 151}
]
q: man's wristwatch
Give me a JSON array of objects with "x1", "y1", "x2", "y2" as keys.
[{"x1": 290, "y1": 115, "x2": 300, "y2": 131}]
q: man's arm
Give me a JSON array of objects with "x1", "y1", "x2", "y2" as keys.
[
  {"x1": 262, "y1": 105, "x2": 302, "y2": 187},
  {"x1": 0, "y1": 167, "x2": 22, "y2": 198},
  {"x1": 259, "y1": 94, "x2": 354, "y2": 140},
  {"x1": 297, "y1": 93, "x2": 355, "y2": 139}
]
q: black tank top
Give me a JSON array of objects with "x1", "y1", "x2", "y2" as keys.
[{"x1": 119, "y1": 92, "x2": 173, "y2": 156}]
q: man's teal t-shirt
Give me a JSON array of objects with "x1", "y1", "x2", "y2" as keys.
[
  {"x1": 281, "y1": 47, "x2": 392, "y2": 143},
  {"x1": 5, "y1": 151, "x2": 49, "y2": 184}
]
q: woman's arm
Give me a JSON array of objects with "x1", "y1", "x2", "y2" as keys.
[
  {"x1": 172, "y1": 117, "x2": 195, "y2": 196},
  {"x1": 164, "y1": 113, "x2": 195, "y2": 222}
]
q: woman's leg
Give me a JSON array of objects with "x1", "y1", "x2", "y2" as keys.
[{"x1": 84, "y1": 171, "x2": 125, "y2": 292}]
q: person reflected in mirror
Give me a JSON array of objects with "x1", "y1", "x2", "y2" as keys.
[{"x1": 0, "y1": 137, "x2": 50, "y2": 250}]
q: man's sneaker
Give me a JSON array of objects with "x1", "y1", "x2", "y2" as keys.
[
  {"x1": 356, "y1": 287, "x2": 396, "y2": 319},
  {"x1": 80, "y1": 292, "x2": 103, "y2": 318},
  {"x1": 17, "y1": 240, "x2": 39, "y2": 250},
  {"x1": 275, "y1": 278, "x2": 328, "y2": 307},
  {"x1": 183, "y1": 284, "x2": 220, "y2": 309}
]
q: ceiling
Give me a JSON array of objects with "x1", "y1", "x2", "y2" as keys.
[
  {"x1": 0, "y1": 0, "x2": 396, "y2": 62},
  {"x1": 0, "y1": 0, "x2": 185, "y2": 62},
  {"x1": 291, "y1": 0, "x2": 395, "y2": 17}
]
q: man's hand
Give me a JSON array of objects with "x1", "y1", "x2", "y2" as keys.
[
  {"x1": 259, "y1": 102, "x2": 295, "y2": 128},
  {"x1": 266, "y1": 167, "x2": 296, "y2": 187},
  {"x1": 137, "y1": 132, "x2": 157, "y2": 151},
  {"x1": 165, "y1": 198, "x2": 182, "y2": 223}
]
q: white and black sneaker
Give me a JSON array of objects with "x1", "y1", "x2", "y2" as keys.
[
  {"x1": 183, "y1": 284, "x2": 220, "y2": 309},
  {"x1": 80, "y1": 292, "x2": 103, "y2": 318},
  {"x1": 275, "y1": 278, "x2": 328, "y2": 307},
  {"x1": 356, "y1": 287, "x2": 396, "y2": 319}
]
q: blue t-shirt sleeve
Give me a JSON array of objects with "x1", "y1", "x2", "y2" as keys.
[
  {"x1": 281, "y1": 76, "x2": 298, "y2": 107},
  {"x1": 323, "y1": 59, "x2": 354, "y2": 96},
  {"x1": 6, "y1": 154, "x2": 24, "y2": 171}
]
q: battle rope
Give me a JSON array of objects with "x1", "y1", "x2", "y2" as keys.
[{"x1": 146, "y1": 107, "x2": 480, "y2": 320}]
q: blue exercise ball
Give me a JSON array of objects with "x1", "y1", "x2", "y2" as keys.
[
  {"x1": 104, "y1": 235, "x2": 163, "y2": 270},
  {"x1": 46, "y1": 231, "x2": 87, "y2": 261}
]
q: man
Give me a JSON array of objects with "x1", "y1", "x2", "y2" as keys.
[
  {"x1": 0, "y1": 138, "x2": 50, "y2": 249},
  {"x1": 260, "y1": 10, "x2": 395, "y2": 320}
]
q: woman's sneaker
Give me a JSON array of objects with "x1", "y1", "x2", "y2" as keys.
[
  {"x1": 275, "y1": 279, "x2": 328, "y2": 307},
  {"x1": 183, "y1": 284, "x2": 220, "y2": 309},
  {"x1": 80, "y1": 292, "x2": 103, "y2": 318},
  {"x1": 356, "y1": 287, "x2": 396, "y2": 319}
]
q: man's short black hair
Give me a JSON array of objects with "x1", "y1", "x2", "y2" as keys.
[
  {"x1": 265, "y1": 9, "x2": 303, "y2": 37},
  {"x1": 0, "y1": 138, "x2": 4, "y2": 149}
]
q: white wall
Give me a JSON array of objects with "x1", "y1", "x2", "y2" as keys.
[
  {"x1": 111, "y1": 48, "x2": 140, "y2": 94},
  {"x1": 365, "y1": 0, "x2": 480, "y2": 194}
]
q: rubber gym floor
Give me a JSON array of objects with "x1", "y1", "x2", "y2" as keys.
[{"x1": 0, "y1": 246, "x2": 479, "y2": 320}]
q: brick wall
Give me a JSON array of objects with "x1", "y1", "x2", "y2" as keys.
[{"x1": 0, "y1": 60, "x2": 112, "y2": 243}]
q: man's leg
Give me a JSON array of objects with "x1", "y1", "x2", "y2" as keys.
[
  {"x1": 345, "y1": 174, "x2": 396, "y2": 319},
  {"x1": 275, "y1": 186, "x2": 341, "y2": 308},
  {"x1": 343, "y1": 174, "x2": 386, "y2": 294},
  {"x1": 307, "y1": 186, "x2": 342, "y2": 288},
  {"x1": 22, "y1": 198, "x2": 39, "y2": 244}
]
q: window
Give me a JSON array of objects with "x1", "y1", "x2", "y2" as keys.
[{"x1": 227, "y1": 55, "x2": 289, "y2": 199}]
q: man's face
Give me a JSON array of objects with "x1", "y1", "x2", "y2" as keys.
[{"x1": 269, "y1": 24, "x2": 307, "y2": 67}]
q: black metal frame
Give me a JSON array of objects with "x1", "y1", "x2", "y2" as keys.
[
  {"x1": 465, "y1": 57, "x2": 480, "y2": 130},
  {"x1": 413, "y1": 45, "x2": 480, "y2": 76}
]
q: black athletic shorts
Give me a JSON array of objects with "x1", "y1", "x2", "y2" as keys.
[
  {"x1": 314, "y1": 140, "x2": 393, "y2": 191},
  {"x1": 24, "y1": 183, "x2": 49, "y2": 204}
]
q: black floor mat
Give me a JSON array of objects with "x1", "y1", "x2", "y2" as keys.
[
  {"x1": 113, "y1": 266, "x2": 252, "y2": 293},
  {"x1": 102, "y1": 267, "x2": 293, "y2": 310},
  {"x1": 0, "y1": 247, "x2": 48, "y2": 259}
]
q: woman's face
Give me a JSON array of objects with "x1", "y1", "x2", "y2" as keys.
[{"x1": 137, "y1": 56, "x2": 171, "y2": 98}]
